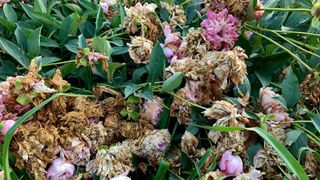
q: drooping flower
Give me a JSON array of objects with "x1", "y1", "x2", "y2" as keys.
[
  {"x1": 61, "y1": 137, "x2": 91, "y2": 166},
  {"x1": 181, "y1": 131, "x2": 198, "y2": 156},
  {"x1": 100, "y1": 2, "x2": 109, "y2": 14},
  {"x1": 0, "y1": 120, "x2": 15, "y2": 135},
  {"x1": 161, "y1": 25, "x2": 182, "y2": 62},
  {"x1": 139, "y1": 96, "x2": 164, "y2": 125},
  {"x1": 219, "y1": 150, "x2": 243, "y2": 175},
  {"x1": 128, "y1": 36, "x2": 154, "y2": 64},
  {"x1": 200, "y1": 9, "x2": 239, "y2": 50},
  {"x1": 46, "y1": 158, "x2": 75, "y2": 180}
]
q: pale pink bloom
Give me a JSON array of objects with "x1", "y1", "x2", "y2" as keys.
[
  {"x1": 201, "y1": 9, "x2": 239, "y2": 50},
  {"x1": 219, "y1": 150, "x2": 243, "y2": 176},
  {"x1": 46, "y1": 158, "x2": 75, "y2": 180},
  {"x1": 161, "y1": 25, "x2": 182, "y2": 62},
  {"x1": 100, "y1": 2, "x2": 109, "y2": 14},
  {"x1": 1, "y1": 120, "x2": 15, "y2": 135},
  {"x1": 140, "y1": 97, "x2": 163, "y2": 125}
]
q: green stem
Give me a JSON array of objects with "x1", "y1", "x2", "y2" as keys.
[
  {"x1": 261, "y1": 7, "x2": 311, "y2": 13},
  {"x1": 272, "y1": 31, "x2": 320, "y2": 59},
  {"x1": 294, "y1": 124, "x2": 320, "y2": 146},
  {"x1": 180, "y1": 0, "x2": 192, "y2": 6},
  {"x1": 244, "y1": 26, "x2": 313, "y2": 72},
  {"x1": 245, "y1": 24, "x2": 320, "y2": 38},
  {"x1": 167, "y1": 92, "x2": 207, "y2": 110},
  {"x1": 17, "y1": 60, "x2": 76, "y2": 70},
  {"x1": 106, "y1": 32, "x2": 128, "y2": 40}
]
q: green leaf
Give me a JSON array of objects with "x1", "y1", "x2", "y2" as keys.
[
  {"x1": 3, "y1": 4, "x2": 17, "y2": 23},
  {"x1": 107, "y1": 62, "x2": 125, "y2": 82},
  {"x1": 247, "y1": 127, "x2": 308, "y2": 180},
  {"x1": 0, "y1": 37, "x2": 30, "y2": 68},
  {"x1": 154, "y1": 160, "x2": 170, "y2": 180},
  {"x1": 147, "y1": 42, "x2": 166, "y2": 83},
  {"x1": 161, "y1": 72, "x2": 184, "y2": 92},
  {"x1": 284, "y1": 130, "x2": 303, "y2": 146},
  {"x1": 124, "y1": 84, "x2": 141, "y2": 98},
  {"x1": 92, "y1": 36, "x2": 112, "y2": 55},
  {"x1": 134, "y1": 84, "x2": 153, "y2": 100},
  {"x1": 95, "y1": 7, "x2": 104, "y2": 34},
  {"x1": 3, "y1": 93, "x2": 94, "y2": 179},
  {"x1": 63, "y1": 3, "x2": 83, "y2": 14},
  {"x1": 308, "y1": 112, "x2": 320, "y2": 134},
  {"x1": 0, "y1": 17, "x2": 16, "y2": 31},
  {"x1": 59, "y1": 13, "x2": 83, "y2": 46},
  {"x1": 34, "y1": 0, "x2": 47, "y2": 13},
  {"x1": 281, "y1": 67, "x2": 300, "y2": 107},
  {"x1": 27, "y1": 27, "x2": 42, "y2": 58}
]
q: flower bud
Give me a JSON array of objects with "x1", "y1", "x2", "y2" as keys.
[
  {"x1": 219, "y1": 150, "x2": 243, "y2": 175},
  {"x1": 1, "y1": 120, "x2": 15, "y2": 135},
  {"x1": 46, "y1": 158, "x2": 75, "y2": 180}
]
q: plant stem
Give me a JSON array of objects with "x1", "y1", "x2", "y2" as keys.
[
  {"x1": 244, "y1": 26, "x2": 313, "y2": 72},
  {"x1": 106, "y1": 32, "x2": 128, "y2": 40},
  {"x1": 167, "y1": 92, "x2": 207, "y2": 110},
  {"x1": 180, "y1": 0, "x2": 192, "y2": 6},
  {"x1": 17, "y1": 60, "x2": 76, "y2": 70},
  {"x1": 294, "y1": 124, "x2": 320, "y2": 146},
  {"x1": 261, "y1": 7, "x2": 311, "y2": 13}
]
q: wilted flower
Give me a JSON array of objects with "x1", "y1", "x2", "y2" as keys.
[
  {"x1": 204, "y1": 46, "x2": 247, "y2": 90},
  {"x1": 259, "y1": 87, "x2": 291, "y2": 127},
  {"x1": 46, "y1": 157, "x2": 75, "y2": 180},
  {"x1": 128, "y1": 36, "x2": 154, "y2": 64},
  {"x1": 181, "y1": 131, "x2": 198, "y2": 156},
  {"x1": 201, "y1": 9, "x2": 239, "y2": 50},
  {"x1": 255, "y1": 0, "x2": 264, "y2": 19},
  {"x1": 32, "y1": 80, "x2": 56, "y2": 93},
  {"x1": 203, "y1": 100, "x2": 238, "y2": 120},
  {"x1": 219, "y1": 150, "x2": 243, "y2": 175},
  {"x1": 160, "y1": 2, "x2": 186, "y2": 28},
  {"x1": 138, "y1": 129, "x2": 171, "y2": 163},
  {"x1": 304, "y1": 151, "x2": 320, "y2": 178},
  {"x1": 161, "y1": 25, "x2": 182, "y2": 62},
  {"x1": 139, "y1": 96, "x2": 163, "y2": 125},
  {"x1": 210, "y1": 0, "x2": 250, "y2": 18},
  {"x1": 61, "y1": 137, "x2": 91, "y2": 166},
  {"x1": 301, "y1": 73, "x2": 320, "y2": 106},
  {"x1": 100, "y1": 2, "x2": 109, "y2": 14},
  {"x1": 233, "y1": 167, "x2": 265, "y2": 180},
  {"x1": 1, "y1": 119, "x2": 15, "y2": 135}
]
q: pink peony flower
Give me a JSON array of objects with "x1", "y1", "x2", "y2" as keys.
[
  {"x1": 200, "y1": 9, "x2": 239, "y2": 50},
  {"x1": 46, "y1": 158, "x2": 75, "y2": 180},
  {"x1": 1, "y1": 120, "x2": 15, "y2": 135},
  {"x1": 161, "y1": 25, "x2": 182, "y2": 62},
  {"x1": 219, "y1": 150, "x2": 243, "y2": 176},
  {"x1": 100, "y1": 2, "x2": 109, "y2": 14}
]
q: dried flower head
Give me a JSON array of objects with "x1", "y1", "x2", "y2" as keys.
[
  {"x1": 259, "y1": 87, "x2": 291, "y2": 127},
  {"x1": 124, "y1": 2, "x2": 160, "y2": 42},
  {"x1": 204, "y1": 47, "x2": 247, "y2": 90},
  {"x1": 219, "y1": 150, "x2": 243, "y2": 175},
  {"x1": 201, "y1": 9, "x2": 239, "y2": 50},
  {"x1": 138, "y1": 129, "x2": 171, "y2": 164},
  {"x1": 233, "y1": 167, "x2": 265, "y2": 180},
  {"x1": 87, "y1": 140, "x2": 135, "y2": 179},
  {"x1": 160, "y1": 2, "x2": 186, "y2": 28},
  {"x1": 301, "y1": 73, "x2": 320, "y2": 106},
  {"x1": 210, "y1": 0, "x2": 250, "y2": 18},
  {"x1": 181, "y1": 131, "x2": 198, "y2": 156},
  {"x1": 82, "y1": 122, "x2": 108, "y2": 152},
  {"x1": 61, "y1": 137, "x2": 91, "y2": 166},
  {"x1": 139, "y1": 96, "x2": 163, "y2": 126},
  {"x1": 203, "y1": 100, "x2": 238, "y2": 120},
  {"x1": 46, "y1": 158, "x2": 75, "y2": 180},
  {"x1": 128, "y1": 36, "x2": 154, "y2": 64},
  {"x1": 304, "y1": 151, "x2": 320, "y2": 178}
]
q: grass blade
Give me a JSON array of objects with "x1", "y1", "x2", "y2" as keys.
[{"x1": 154, "y1": 160, "x2": 170, "y2": 180}]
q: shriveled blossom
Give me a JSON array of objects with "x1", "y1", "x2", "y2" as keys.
[
  {"x1": 1, "y1": 119, "x2": 15, "y2": 135},
  {"x1": 31, "y1": 80, "x2": 56, "y2": 93},
  {"x1": 138, "y1": 129, "x2": 171, "y2": 164},
  {"x1": 203, "y1": 100, "x2": 238, "y2": 120},
  {"x1": 219, "y1": 150, "x2": 243, "y2": 175},
  {"x1": 233, "y1": 167, "x2": 265, "y2": 180},
  {"x1": 160, "y1": 2, "x2": 186, "y2": 28},
  {"x1": 181, "y1": 131, "x2": 198, "y2": 156},
  {"x1": 259, "y1": 87, "x2": 291, "y2": 127},
  {"x1": 110, "y1": 173, "x2": 131, "y2": 180},
  {"x1": 61, "y1": 137, "x2": 91, "y2": 166},
  {"x1": 46, "y1": 158, "x2": 75, "y2": 180},
  {"x1": 139, "y1": 96, "x2": 164, "y2": 125},
  {"x1": 301, "y1": 73, "x2": 320, "y2": 106},
  {"x1": 161, "y1": 25, "x2": 182, "y2": 62},
  {"x1": 128, "y1": 36, "x2": 154, "y2": 64},
  {"x1": 200, "y1": 9, "x2": 239, "y2": 50},
  {"x1": 100, "y1": 2, "x2": 109, "y2": 14},
  {"x1": 203, "y1": 46, "x2": 247, "y2": 90},
  {"x1": 210, "y1": 0, "x2": 250, "y2": 18}
]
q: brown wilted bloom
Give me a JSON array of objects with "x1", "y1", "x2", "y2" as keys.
[
  {"x1": 301, "y1": 73, "x2": 320, "y2": 106},
  {"x1": 202, "y1": 171, "x2": 223, "y2": 180},
  {"x1": 124, "y1": 2, "x2": 160, "y2": 42},
  {"x1": 181, "y1": 131, "x2": 198, "y2": 156},
  {"x1": 139, "y1": 96, "x2": 163, "y2": 125},
  {"x1": 160, "y1": 2, "x2": 186, "y2": 28},
  {"x1": 61, "y1": 137, "x2": 91, "y2": 166},
  {"x1": 12, "y1": 122, "x2": 60, "y2": 179},
  {"x1": 304, "y1": 151, "x2": 320, "y2": 178},
  {"x1": 203, "y1": 46, "x2": 248, "y2": 90},
  {"x1": 51, "y1": 69, "x2": 70, "y2": 92},
  {"x1": 170, "y1": 86, "x2": 194, "y2": 125},
  {"x1": 86, "y1": 140, "x2": 135, "y2": 179},
  {"x1": 136, "y1": 129, "x2": 171, "y2": 164},
  {"x1": 81, "y1": 122, "x2": 108, "y2": 152},
  {"x1": 210, "y1": 0, "x2": 250, "y2": 19},
  {"x1": 118, "y1": 121, "x2": 154, "y2": 140},
  {"x1": 259, "y1": 87, "x2": 291, "y2": 128},
  {"x1": 203, "y1": 100, "x2": 238, "y2": 120},
  {"x1": 128, "y1": 36, "x2": 154, "y2": 64},
  {"x1": 179, "y1": 29, "x2": 211, "y2": 59},
  {"x1": 76, "y1": 49, "x2": 108, "y2": 71},
  {"x1": 94, "y1": 86, "x2": 125, "y2": 116},
  {"x1": 233, "y1": 167, "x2": 265, "y2": 180},
  {"x1": 72, "y1": 97, "x2": 103, "y2": 122}
]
